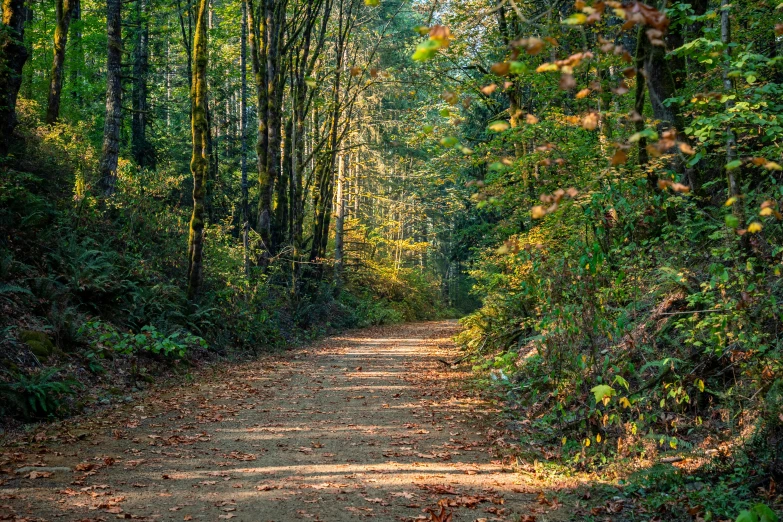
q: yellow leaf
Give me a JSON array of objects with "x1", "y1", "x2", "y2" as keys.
[
  {"x1": 725, "y1": 196, "x2": 737, "y2": 207},
  {"x1": 531, "y1": 206, "x2": 547, "y2": 219},
  {"x1": 575, "y1": 88, "x2": 591, "y2": 99},
  {"x1": 526, "y1": 113, "x2": 539, "y2": 124},
  {"x1": 678, "y1": 142, "x2": 696, "y2": 155},
  {"x1": 619, "y1": 397, "x2": 631, "y2": 409},
  {"x1": 536, "y1": 63, "x2": 559, "y2": 73},
  {"x1": 760, "y1": 207, "x2": 774, "y2": 216},
  {"x1": 583, "y1": 438, "x2": 591, "y2": 447},
  {"x1": 488, "y1": 121, "x2": 510, "y2": 132},
  {"x1": 696, "y1": 379, "x2": 704, "y2": 392},
  {"x1": 596, "y1": 433, "x2": 602, "y2": 443},
  {"x1": 764, "y1": 161, "x2": 783, "y2": 171},
  {"x1": 563, "y1": 13, "x2": 588, "y2": 25},
  {"x1": 748, "y1": 222, "x2": 763, "y2": 233}
]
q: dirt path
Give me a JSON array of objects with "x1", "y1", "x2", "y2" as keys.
[{"x1": 1, "y1": 321, "x2": 568, "y2": 522}]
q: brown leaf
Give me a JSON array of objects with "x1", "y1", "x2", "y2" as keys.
[
  {"x1": 27, "y1": 471, "x2": 53, "y2": 479},
  {"x1": 582, "y1": 112, "x2": 599, "y2": 130},
  {"x1": 559, "y1": 74, "x2": 576, "y2": 90},
  {"x1": 490, "y1": 62, "x2": 510, "y2": 76},
  {"x1": 481, "y1": 83, "x2": 498, "y2": 95},
  {"x1": 611, "y1": 149, "x2": 628, "y2": 165}
]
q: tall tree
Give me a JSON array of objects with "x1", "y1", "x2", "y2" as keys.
[
  {"x1": 186, "y1": 0, "x2": 210, "y2": 299},
  {"x1": 131, "y1": 0, "x2": 153, "y2": 167},
  {"x1": 240, "y1": 0, "x2": 250, "y2": 276},
  {"x1": 97, "y1": 0, "x2": 123, "y2": 195},
  {"x1": 0, "y1": 0, "x2": 29, "y2": 154},
  {"x1": 257, "y1": 0, "x2": 284, "y2": 258},
  {"x1": 45, "y1": 0, "x2": 75, "y2": 124},
  {"x1": 68, "y1": 0, "x2": 82, "y2": 109}
]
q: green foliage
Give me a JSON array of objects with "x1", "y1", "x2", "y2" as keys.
[
  {"x1": 736, "y1": 505, "x2": 779, "y2": 522},
  {"x1": 0, "y1": 367, "x2": 81, "y2": 420},
  {"x1": 79, "y1": 321, "x2": 205, "y2": 359}
]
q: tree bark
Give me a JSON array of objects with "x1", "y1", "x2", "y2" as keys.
[
  {"x1": 246, "y1": 0, "x2": 269, "y2": 254},
  {"x1": 68, "y1": 0, "x2": 82, "y2": 108},
  {"x1": 97, "y1": 0, "x2": 122, "y2": 195},
  {"x1": 45, "y1": 0, "x2": 75, "y2": 124},
  {"x1": 311, "y1": 0, "x2": 353, "y2": 262},
  {"x1": 257, "y1": 0, "x2": 283, "y2": 257},
  {"x1": 240, "y1": 0, "x2": 249, "y2": 276},
  {"x1": 0, "y1": 0, "x2": 29, "y2": 155},
  {"x1": 131, "y1": 0, "x2": 153, "y2": 168},
  {"x1": 334, "y1": 148, "x2": 345, "y2": 280},
  {"x1": 187, "y1": 0, "x2": 210, "y2": 299},
  {"x1": 721, "y1": 0, "x2": 739, "y2": 200}
]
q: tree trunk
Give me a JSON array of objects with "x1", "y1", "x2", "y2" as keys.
[
  {"x1": 721, "y1": 0, "x2": 740, "y2": 201},
  {"x1": 240, "y1": 0, "x2": 249, "y2": 276},
  {"x1": 258, "y1": 0, "x2": 282, "y2": 257},
  {"x1": 97, "y1": 0, "x2": 122, "y2": 195},
  {"x1": 187, "y1": 0, "x2": 210, "y2": 299},
  {"x1": 311, "y1": 0, "x2": 351, "y2": 262},
  {"x1": 275, "y1": 117, "x2": 291, "y2": 247},
  {"x1": 131, "y1": 0, "x2": 153, "y2": 168},
  {"x1": 45, "y1": 0, "x2": 74, "y2": 124},
  {"x1": 633, "y1": 27, "x2": 650, "y2": 180},
  {"x1": 68, "y1": 0, "x2": 82, "y2": 108},
  {"x1": 246, "y1": 0, "x2": 269, "y2": 253},
  {"x1": 0, "y1": 0, "x2": 29, "y2": 155},
  {"x1": 334, "y1": 148, "x2": 345, "y2": 280}
]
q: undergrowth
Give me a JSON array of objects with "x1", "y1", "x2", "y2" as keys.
[
  {"x1": 456, "y1": 172, "x2": 783, "y2": 520},
  {"x1": 0, "y1": 103, "x2": 448, "y2": 429}
]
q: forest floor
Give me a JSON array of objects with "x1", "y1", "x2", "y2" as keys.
[{"x1": 0, "y1": 321, "x2": 574, "y2": 522}]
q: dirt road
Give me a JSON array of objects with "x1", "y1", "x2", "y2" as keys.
[{"x1": 1, "y1": 321, "x2": 567, "y2": 521}]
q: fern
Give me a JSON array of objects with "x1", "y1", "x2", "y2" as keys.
[
  {"x1": 0, "y1": 283, "x2": 32, "y2": 301},
  {"x1": 0, "y1": 368, "x2": 81, "y2": 420}
]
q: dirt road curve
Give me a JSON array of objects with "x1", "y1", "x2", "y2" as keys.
[{"x1": 1, "y1": 321, "x2": 567, "y2": 521}]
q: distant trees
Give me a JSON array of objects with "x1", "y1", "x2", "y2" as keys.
[{"x1": 3, "y1": 0, "x2": 458, "y2": 303}]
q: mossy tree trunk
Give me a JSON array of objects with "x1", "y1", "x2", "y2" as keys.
[
  {"x1": 0, "y1": 0, "x2": 29, "y2": 155},
  {"x1": 257, "y1": 0, "x2": 283, "y2": 259},
  {"x1": 45, "y1": 0, "x2": 75, "y2": 124},
  {"x1": 97, "y1": 0, "x2": 122, "y2": 195},
  {"x1": 246, "y1": 0, "x2": 269, "y2": 257},
  {"x1": 186, "y1": 0, "x2": 209, "y2": 300}
]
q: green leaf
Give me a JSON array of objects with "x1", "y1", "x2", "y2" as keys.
[
  {"x1": 439, "y1": 136, "x2": 458, "y2": 148},
  {"x1": 613, "y1": 375, "x2": 630, "y2": 391},
  {"x1": 726, "y1": 160, "x2": 742, "y2": 170},
  {"x1": 629, "y1": 128, "x2": 659, "y2": 142},
  {"x1": 509, "y1": 61, "x2": 527, "y2": 74},
  {"x1": 590, "y1": 385, "x2": 615, "y2": 403},
  {"x1": 736, "y1": 510, "x2": 759, "y2": 522},
  {"x1": 725, "y1": 215, "x2": 740, "y2": 229},
  {"x1": 752, "y1": 504, "x2": 778, "y2": 522}
]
